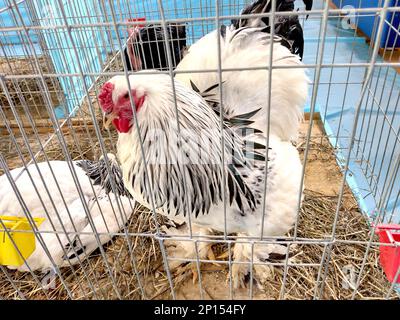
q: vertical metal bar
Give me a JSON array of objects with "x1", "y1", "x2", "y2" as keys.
[
  {"x1": 248, "y1": 241, "x2": 254, "y2": 300},
  {"x1": 213, "y1": 0, "x2": 228, "y2": 240},
  {"x1": 256, "y1": 0, "x2": 278, "y2": 298},
  {"x1": 213, "y1": 0, "x2": 232, "y2": 300},
  {"x1": 227, "y1": 241, "x2": 233, "y2": 299},
  {"x1": 194, "y1": 241, "x2": 205, "y2": 299},
  {"x1": 259, "y1": 0, "x2": 275, "y2": 240},
  {"x1": 312, "y1": 243, "x2": 329, "y2": 300},
  {"x1": 293, "y1": 0, "x2": 330, "y2": 239},
  {"x1": 278, "y1": 243, "x2": 291, "y2": 300}
]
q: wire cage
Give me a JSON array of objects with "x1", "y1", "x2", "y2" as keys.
[{"x1": 0, "y1": 0, "x2": 400, "y2": 300}]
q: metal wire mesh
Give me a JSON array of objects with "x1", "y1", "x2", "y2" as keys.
[{"x1": 0, "y1": 0, "x2": 400, "y2": 300}]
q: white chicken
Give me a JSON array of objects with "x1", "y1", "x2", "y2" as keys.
[
  {"x1": 99, "y1": 72, "x2": 302, "y2": 287},
  {"x1": 0, "y1": 154, "x2": 134, "y2": 272},
  {"x1": 175, "y1": 24, "x2": 309, "y2": 142}
]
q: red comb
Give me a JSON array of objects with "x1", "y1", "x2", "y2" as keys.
[
  {"x1": 98, "y1": 82, "x2": 115, "y2": 113},
  {"x1": 127, "y1": 17, "x2": 146, "y2": 28}
]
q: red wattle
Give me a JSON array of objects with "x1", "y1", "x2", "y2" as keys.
[
  {"x1": 118, "y1": 118, "x2": 132, "y2": 133},
  {"x1": 113, "y1": 118, "x2": 132, "y2": 133},
  {"x1": 112, "y1": 118, "x2": 120, "y2": 131}
]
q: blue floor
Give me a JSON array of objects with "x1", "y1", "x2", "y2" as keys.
[{"x1": 302, "y1": 0, "x2": 400, "y2": 224}]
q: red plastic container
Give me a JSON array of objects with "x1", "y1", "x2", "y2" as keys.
[{"x1": 375, "y1": 224, "x2": 400, "y2": 283}]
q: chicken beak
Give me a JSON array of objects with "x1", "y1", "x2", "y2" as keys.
[{"x1": 103, "y1": 112, "x2": 115, "y2": 130}]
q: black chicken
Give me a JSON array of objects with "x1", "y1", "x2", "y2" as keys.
[
  {"x1": 124, "y1": 23, "x2": 186, "y2": 71},
  {"x1": 232, "y1": 0, "x2": 313, "y2": 60}
]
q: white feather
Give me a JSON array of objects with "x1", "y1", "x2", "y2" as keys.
[
  {"x1": 0, "y1": 161, "x2": 134, "y2": 272},
  {"x1": 175, "y1": 26, "x2": 309, "y2": 142}
]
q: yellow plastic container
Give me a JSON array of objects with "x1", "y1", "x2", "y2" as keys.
[{"x1": 0, "y1": 216, "x2": 44, "y2": 266}]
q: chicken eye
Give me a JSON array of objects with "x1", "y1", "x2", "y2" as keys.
[{"x1": 124, "y1": 93, "x2": 129, "y2": 99}]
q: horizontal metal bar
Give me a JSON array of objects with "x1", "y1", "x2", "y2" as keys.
[
  {"x1": 1, "y1": 62, "x2": 400, "y2": 81},
  {"x1": 165, "y1": 256, "x2": 322, "y2": 268},
  {"x1": 3, "y1": 228, "x2": 396, "y2": 248}
]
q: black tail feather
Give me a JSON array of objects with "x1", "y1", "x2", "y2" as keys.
[
  {"x1": 231, "y1": 0, "x2": 313, "y2": 60},
  {"x1": 76, "y1": 155, "x2": 132, "y2": 198}
]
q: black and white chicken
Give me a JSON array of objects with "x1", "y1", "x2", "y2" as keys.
[
  {"x1": 0, "y1": 154, "x2": 134, "y2": 272},
  {"x1": 99, "y1": 72, "x2": 302, "y2": 288}
]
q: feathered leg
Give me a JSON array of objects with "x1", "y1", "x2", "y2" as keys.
[
  {"x1": 162, "y1": 224, "x2": 215, "y2": 283},
  {"x1": 231, "y1": 234, "x2": 292, "y2": 289}
]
